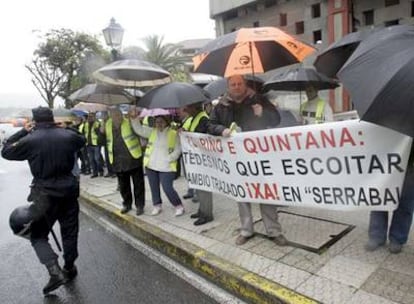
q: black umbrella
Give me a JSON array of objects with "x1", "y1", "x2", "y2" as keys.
[
  {"x1": 337, "y1": 25, "x2": 414, "y2": 136},
  {"x1": 203, "y1": 75, "x2": 265, "y2": 100},
  {"x1": 263, "y1": 67, "x2": 339, "y2": 92},
  {"x1": 137, "y1": 82, "x2": 210, "y2": 109},
  {"x1": 313, "y1": 27, "x2": 380, "y2": 78},
  {"x1": 92, "y1": 59, "x2": 172, "y2": 88}
]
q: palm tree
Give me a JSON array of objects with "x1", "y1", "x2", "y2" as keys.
[{"x1": 142, "y1": 35, "x2": 188, "y2": 81}]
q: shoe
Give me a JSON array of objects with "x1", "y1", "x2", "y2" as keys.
[
  {"x1": 43, "y1": 262, "x2": 67, "y2": 295},
  {"x1": 136, "y1": 208, "x2": 144, "y2": 216},
  {"x1": 365, "y1": 239, "x2": 386, "y2": 251},
  {"x1": 183, "y1": 193, "x2": 194, "y2": 199},
  {"x1": 389, "y1": 241, "x2": 403, "y2": 254},
  {"x1": 151, "y1": 206, "x2": 162, "y2": 216},
  {"x1": 62, "y1": 265, "x2": 78, "y2": 282},
  {"x1": 235, "y1": 234, "x2": 253, "y2": 246},
  {"x1": 99, "y1": 171, "x2": 104, "y2": 177},
  {"x1": 190, "y1": 212, "x2": 200, "y2": 219},
  {"x1": 120, "y1": 206, "x2": 131, "y2": 214},
  {"x1": 272, "y1": 234, "x2": 288, "y2": 246},
  {"x1": 194, "y1": 217, "x2": 213, "y2": 226},
  {"x1": 104, "y1": 173, "x2": 112, "y2": 178},
  {"x1": 90, "y1": 174, "x2": 98, "y2": 178},
  {"x1": 175, "y1": 206, "x2": 185, "y2": 216}
]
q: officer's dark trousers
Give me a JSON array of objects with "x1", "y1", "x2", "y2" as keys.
[{"x1": 29, "y1": 189, "x2": 79, "y2": 266}]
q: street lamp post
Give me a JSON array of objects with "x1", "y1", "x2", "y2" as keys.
[{"x1": 102, "y1": 17, "x2": 124, "y2": 61}]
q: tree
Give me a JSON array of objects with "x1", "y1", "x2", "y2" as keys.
[
  {"x1": 142, "y1": 35, "x2": 189, "y2": 82},
  {"x1": 121, "y1": 46, "x2": 146, "y2": 60},
  {"x1": 26, "y1": 29, "x2": 108, "y2": 108}
]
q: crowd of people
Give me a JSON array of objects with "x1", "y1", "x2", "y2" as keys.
[{"x1": 1, "y1": 74, "x2": 413, "y2": 296}]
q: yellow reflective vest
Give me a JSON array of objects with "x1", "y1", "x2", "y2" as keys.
[
  {"x1": 189, "y1": 111, "x2": 208, "y2": 132},
  {"x1": 182, "y1": 116, "x2": 193, "y2": 131},
  {"x1": 143, "y1": 128, "x2": 178, "y2": 171},
  {"x1": 83, "y1": 121, "x2": 100, "y2": 145},
  {"x1": 105, "y1": 118, "x2": 142, "y2": 164},
  {"x1": 301, "y1": 97, "x2": 326, "y2": 124}
]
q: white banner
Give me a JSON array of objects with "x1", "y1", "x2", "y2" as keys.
[{"x1": 180, "y1": 120, "x2": 412, "y2": 211}]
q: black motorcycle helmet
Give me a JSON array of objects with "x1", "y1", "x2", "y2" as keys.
[{"x1": 9, "y1": 205, "x2": 34, "y2": 239}]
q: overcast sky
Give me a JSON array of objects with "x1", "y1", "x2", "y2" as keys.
[{"x1": 0, "y1": 0, "x2": 215, "y2": 107}]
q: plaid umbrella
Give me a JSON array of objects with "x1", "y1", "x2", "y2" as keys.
[
  {"x1": 72, "y1": 102, "x2": 108, "y2": 113},
  {"x1": 92, "y1": 59, "x2": 172, "y2": 88},
  {"x1": 192, "y1": 27, "x2": 315, "y2": 77}
]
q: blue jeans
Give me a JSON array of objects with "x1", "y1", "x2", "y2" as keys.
[
  {"x1": 145, "y1": 168, "x2": 182, "y2": 207},
  {"x1": 368, "y1": 169, "x2": 414, "y2": 245},
  {"x1": 87, "y1": 145, "x2": 103, "y2": 175}
]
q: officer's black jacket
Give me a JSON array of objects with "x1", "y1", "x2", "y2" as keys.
[{"x1": 1, "y1": 123, "x2": 86, "y2": 192}]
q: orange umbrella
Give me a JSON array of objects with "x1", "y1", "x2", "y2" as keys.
[{"x1": 193, "y1": 27, "x2": 315, "y2": 77}]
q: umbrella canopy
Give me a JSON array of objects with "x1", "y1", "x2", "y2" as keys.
[
  {"x1": 203, "y1": 74, "x2": 265, "y2": 99},
  {"x1": 53, "y1": 108, "x2": 77, "y2": 122},
  {"x1": 92, "y1": 59, "x2": 172, "y2": 88},
  {"x1": 72, "y1": 102, "x2": 108, "y2": 113},
  {"x1": 313, "y1": 27, "x2": 380, "y2": 78},
  {"x1": 138, "y1": 82, "x2": 210, "y2": 109},
  {"x1": 263, "y1": 67, "x2": 339, "y2": 92},
  {"x1": 69, "y1": 83, "x2": 135, "y2": 105},
  {"x1": 337, "y1": 25, "x2": 414, "y2": 136},
  {"x1": 192, "y1": 26, "x2": 315, "y2": 77},
  {"x1": 139, "y1": 108, "x2": 175, "y2": 118}
]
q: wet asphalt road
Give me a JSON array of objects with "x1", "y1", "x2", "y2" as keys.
[{"x1": 0, "y1": 157, "x2": 218, "y2": 304}]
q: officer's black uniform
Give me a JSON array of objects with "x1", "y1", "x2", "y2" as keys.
[{"x1": 2, "y1": 107, "x2": 85, "y2": 295}]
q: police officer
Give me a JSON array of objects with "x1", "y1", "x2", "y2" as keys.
[{"x1": 2, "y1": 106, "x2": 85, "y2": 295}]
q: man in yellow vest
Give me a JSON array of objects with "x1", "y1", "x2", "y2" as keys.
[
  {"x1": 182, "y1": 102, "x2": 213, "y2": 226},
  {"x1": 300, "y1": 85, "x2": 333, "y2": 124},
  {"x1": 104, "y1": 108, "x2": 145, "y2": 215},
  {"x1": 83, "y1": 112, "x2": 104, "y2": 178}
]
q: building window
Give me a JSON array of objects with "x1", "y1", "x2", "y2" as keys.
[
  {"x1": 363, "y1": 10, "x2": 374, "y2": 25},
  {"x1": 384, "y1": 19, "x2": 400, "y2": 26},
  {"x1": 412, "y1": 1, "x2": 414, "y2": 16},
  {"x1": 253, "y1": 21, "x2": 260, "y2": 27},
  {"x1": 295, "y1": 21, "x2": 304, "y2": 35},
  {"x1": 311, "y1": 4, "x2": 321, "y2": 18},
  {"x1": 385, "y1": 0, "x2": 399, "y2": 6},
  {"x1": 280, "y1": 13, "x2": 287, "y2": 26},
  {"x1": 265, "y1": 0, "x2": 277, "y2": 8},
  {"x1": 313, "y1": 30, "x2": 322, "y2": 44},
  {"x1": 223, "y1": 10, "x2": 238, "y2": 21}
]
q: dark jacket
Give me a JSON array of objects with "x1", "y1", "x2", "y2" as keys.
[
  {"x1": 1, "y1": 123, "x2": 86, "y2": 192},
  {"x1": 207, "y1": 91, "x2": 281, "y2": 135}
]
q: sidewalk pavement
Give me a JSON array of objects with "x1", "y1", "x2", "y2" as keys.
[{"x1": 80, "y1": 174, "x2": 414, "y2": 304}]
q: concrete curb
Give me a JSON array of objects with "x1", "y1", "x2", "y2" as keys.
[{"x1": 81, "y1": 190, "x2": 319, "y2": 304}]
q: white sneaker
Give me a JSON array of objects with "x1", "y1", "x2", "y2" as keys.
[
  {"x1": 175, "y1": 206, "x2": 185, "y2": 216},
  {"x1": 151, "y1": 206, "x2": 162, "y2": 216}
]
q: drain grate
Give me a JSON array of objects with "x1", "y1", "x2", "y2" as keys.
[{"x1": 254, "y1": 210, "x2": 355, "y2": 254}]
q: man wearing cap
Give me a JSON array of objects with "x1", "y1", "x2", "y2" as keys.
[{"x1": 2, "y1": 106, "x2": 85, "y2": 295}]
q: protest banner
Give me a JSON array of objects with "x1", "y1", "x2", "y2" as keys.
[{"x1": 180, "y1": 120, "x2": 412, "y2": 211}]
